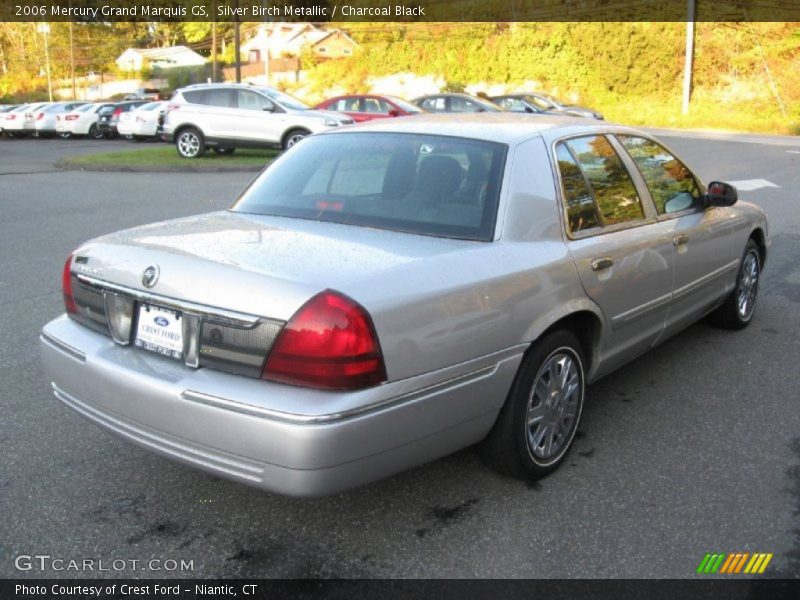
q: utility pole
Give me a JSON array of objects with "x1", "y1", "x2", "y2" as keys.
[
  {"x1": 211, "y1": 20, "x2": 217, "y2": 81},
  {"x1": 37, "y1": 23, "x2": 53, "y2": 101},
  {"x1": 682, "y1": 0, "x2": 695, "y2": 115},
  {"x1": 69, "y1": 21, "x2": 76, "y2": 100},
  {"x1": 234, "y1": 0, "x2": 241, "y2": 82}
]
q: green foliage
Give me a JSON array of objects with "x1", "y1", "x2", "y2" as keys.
[{"x1": 299, "y1": 22, "x2": 799, "y2": 134}]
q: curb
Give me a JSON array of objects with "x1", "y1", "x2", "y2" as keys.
[{"x1": 54, "y1": 158, "x2": 267, "y2": 173}]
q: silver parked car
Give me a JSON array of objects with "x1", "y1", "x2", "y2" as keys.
[{"x1": 40, "y1": 114, "x2": 769, "y2": 496}]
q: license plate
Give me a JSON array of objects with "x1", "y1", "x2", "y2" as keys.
[{"x1": 134, "y1": 305, "x2": 183, "y2": 360}]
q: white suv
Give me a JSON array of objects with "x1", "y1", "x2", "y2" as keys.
[{"x1": 162, "y1": 84, "x2": 354, "y2": 158}]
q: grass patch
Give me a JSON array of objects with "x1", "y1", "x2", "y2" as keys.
[{"x1": 60, "y1": 145, "x2": 280, "y2": 171}]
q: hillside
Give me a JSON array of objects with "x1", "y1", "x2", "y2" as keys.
[{"x1": 298, "y1": 23, "x2": 800, "y2": 134}]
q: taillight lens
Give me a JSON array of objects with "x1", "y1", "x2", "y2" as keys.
[
  {"x1": 262, "y1": 290, "x2": 386, "y2": 390},
  {"x1": 113, "y1": 108, "x2": 122, "y2": 117},
  {"x1": 65, "y1": 114, "x2": 78, "y2": 121},
  {"x1": 62, "y1": 254, "x2": 77, "y2": 314},
  {"x1": 6, "y1": 114, "x2": 15, "y2": 120},
  {"x1": 36, "y1": 112, "x2": 45, "y2": 120}
]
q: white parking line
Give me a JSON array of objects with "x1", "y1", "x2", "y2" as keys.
[
  {"x1": 727, "y1": 179, "x2": 780, "y2": 191},
  {"x1": 787, "y1": 150, "x2": 800, "y2": 154}
]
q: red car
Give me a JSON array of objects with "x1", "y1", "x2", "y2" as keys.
[{"x1": 314, "y1": 94, "x2": 423, "y2": 122}]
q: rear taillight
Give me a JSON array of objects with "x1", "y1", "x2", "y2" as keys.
[
  {"x1": 262, "y1": 290, "x2": 386, "y2": 390},
  {"x1": 62, "y1": 254, "x2": 77, "y2": 314},
  {"x1": 36, "y1": 112, "x2": 45, "y2": 120},
  {"x1": 65, "y1": 114, "x2": 78, "y2": 121},
  {"x1": 113, "y1": 108, "x2": 122, "y2": 117},
  {"x1": 6, "y1": 114, "x2": 15, "y2": 120}
]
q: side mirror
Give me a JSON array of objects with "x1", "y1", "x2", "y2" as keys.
[
  {"x1": 388, "y1": 109, "x2": 399, "y2": 117},
  {"x1": 262, "y1": 104, "x2": 275, "y2": 112},
  {"x1": 524, "y1": 106, "x2": 534, "y2": 113},
  {"x1": 704, "y1": 181, "x2": 738, "y2": 207}
]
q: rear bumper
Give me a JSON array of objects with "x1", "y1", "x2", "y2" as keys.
[{"x1": 40, "y1": 315, "x2": 522, "y2": 496}]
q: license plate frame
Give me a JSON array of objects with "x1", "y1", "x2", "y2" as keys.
[{"x1": 134, "y1": 304, "x2": 184, "y2": 360}]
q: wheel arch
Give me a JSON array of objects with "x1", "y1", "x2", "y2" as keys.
[
  {"x1": 281, "y1": 126, "x2": 312, "y2": 148},
  {"x1": 173, "y1": 123, "x2": 203, "y2": 140},
  {"x1": 749, "y1": 227, "x2": 767, "y2": 268},
  {"x1": 522, "y1": 301, "x2": 604, "y2": 380}
]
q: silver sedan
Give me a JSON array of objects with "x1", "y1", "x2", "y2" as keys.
[{"x1": 40, "y1": 114, "x2": 769, "y2": 496}]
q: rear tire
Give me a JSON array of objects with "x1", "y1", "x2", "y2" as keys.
[
  {"x1": 175, "y1": 127, "x2": 205, "y2": 158},
  {"x1": 480, "y1": 330, "x2": 586, "y2": 480},
  {"x1": 710, "y1": 239, "x2": 761, "y2": 330}
]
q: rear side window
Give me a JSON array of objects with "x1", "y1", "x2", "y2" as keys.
[
  {"x1": 232, "y1": 132, "x2": 507, "y2": 241},
  {"x1": 202, "y1": 89, "x2": 233, "y2": 108},
  {"x1": 617, "y1": 135, "x2": 701, "y2": 215},
  {"x1": 330, "y1": 98, "x2": 361, "y2": 112},
  {"x1": 181, "y1": 90, "x2": 203, "y2": 104},
  {"x1": 556, "y1": 144, "x2": 600, "y2": 232},
  {"x1": 563, "y1": 135, "x2": 644, "y2": 227}
]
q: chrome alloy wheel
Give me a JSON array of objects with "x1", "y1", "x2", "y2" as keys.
[
  {"x1": 525, "y1": 349, "x2": 583, "y2": 464},
  {"x1": 177, "y1": 131, "x2": 201, "y2": 157},
  {"x1": 285, "y1": 132, "x2": 306, "y2": 148},
  {"x1": 736, "y1": 249, "x2": 760, "y2": 322}
]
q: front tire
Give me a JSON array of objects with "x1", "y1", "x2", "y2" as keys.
[
  {"x1": 88, "y1": 124, "x2": 103, "y2": 140},
  {"x1": 175, "y1": 127, "x2": 205, "y2": 158},
  {"x1": 282, "y1": 128, "x2": 310, "y2": 151},
  {"x1": 480, "y1": 330, "x2": 586, "y2": 480},
  {"x1": 710, "y1": 239, "x2": 761, "y2": 330}
]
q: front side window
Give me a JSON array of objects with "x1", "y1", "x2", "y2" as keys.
[
  {"x1": 496, "y1": 97, "x2": 525, "y2": 112},
  {"x1": 364, "y1": 98, "x2": 390, "y2": 114},
  {"x1": 237, "y1": 90, "x2": 272, "y2": 111},
  {"x1": 617, "y1": 135, "x2": 701, "y2": 215},
  {"x1": 564, "y1": 135, "x2": 644, "y2": 226},
  {"x1": 449, "y1": 97, "x2": 481, "y2": 112},
  {"x1": 232, "y1": 132, "x2": 507, "y2": 241}
]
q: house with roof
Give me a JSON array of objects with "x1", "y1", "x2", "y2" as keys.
[
  {"x1": 116, "y1": 46, "x2": 207, "y2": 72},
  {"x1": 240, "y1": 23, "x2": 360, "y2": 64}
]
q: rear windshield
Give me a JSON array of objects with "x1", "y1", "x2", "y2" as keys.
[{"x1": 231, "y1": 132, "x2": 507, "y2": 241}]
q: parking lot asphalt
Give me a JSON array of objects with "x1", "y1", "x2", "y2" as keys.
[{"x1": 1, "y1": 133, "x2": 799, "y2": 579}]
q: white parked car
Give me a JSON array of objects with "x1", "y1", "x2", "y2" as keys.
[
  {"x1": 116, "y1": 101, "x2": 166, "y2": 140},
  {"x1": 56, "y1": 102, "x2": 115, "y2": 139},
  {"x1": 32, "y1": 102, "x2": 86, "y2": 138},
  {"x1": 2, "y1": 102, "x2": 48, "y2": 136},
  {"x1": 0, "y1": 104, "x2": 21, "y2": 135},
  {"x1": 162, "y1": 83, "x2": 354, "y2": 158}
]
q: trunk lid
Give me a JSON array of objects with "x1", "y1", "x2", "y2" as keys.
[{"x1": 75, "y1": 211, "x2": 480, "y2": 320}]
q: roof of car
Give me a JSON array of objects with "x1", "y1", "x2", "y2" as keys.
[{"x1": 328, "y1": 112, "x2": 629, "y2": 144}]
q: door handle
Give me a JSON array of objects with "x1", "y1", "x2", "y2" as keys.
[
  {"x1": 591, "y1": 257, "x2": 614, "y2": 271},
  {"x1": 673, "y1": 234, "x2": 689, "y2": 246}
]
